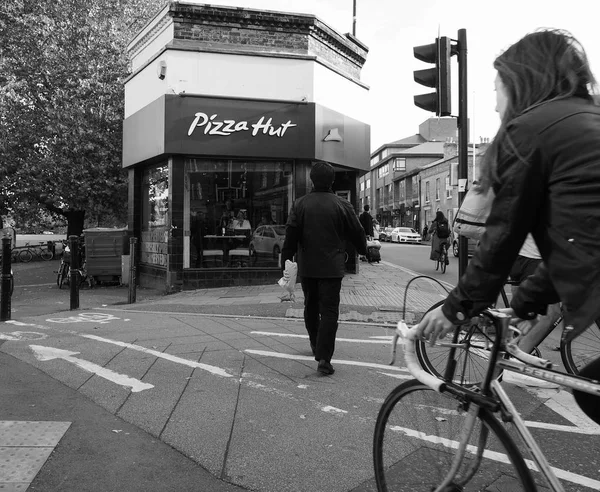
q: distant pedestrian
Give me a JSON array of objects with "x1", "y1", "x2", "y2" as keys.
[
  {"x1": 429, "y1": 211, "x2": 450, "y2": 265},
  {"x1": 281, "y1": 162, "x2": 367, "y2": 375},
  {"x1": 422, "y1": 224, "x2": 429, "y2": 240},
  {"x1": 359, "y1": 204, "x2": 374, "y2": 262}
]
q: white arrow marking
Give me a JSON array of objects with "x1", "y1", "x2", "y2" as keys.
[
  {"x1": 250, "y1": 331, "x2": 391, "y2": 344},
  {"x1": 30, "y1": 345, "x2": 153, "y2": 393},
  {"x1": 81, "y1": 334, "x2": 233, "y2": 378},
  {"x1": 244, "y1": 349, "x2": 410, "y2": 372}
]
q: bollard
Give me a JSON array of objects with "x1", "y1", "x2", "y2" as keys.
[
  {"x1": 128, "y1": 237, "x2": 137, "y2": 304},
  {"x1": 69, "y1": 235, "x2": 80, "y2": 310},
  {"x1": 1, "y1": 237, "x2": 12, "y2": 321}
]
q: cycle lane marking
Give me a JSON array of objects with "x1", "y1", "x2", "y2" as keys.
[
  {"x1": 250, "y1": 331, "x2": 392, "y2": 344},
  {"x1": 393, "y1": 425, "x2": 600, "y2": 490},
  {"x1": 30, "y1": 345, "x2": 153, "y2": 393}
]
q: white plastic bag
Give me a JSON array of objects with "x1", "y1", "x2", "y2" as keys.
[{"x1": 278, "y1": 259, "x2": 298, "y2": 302}]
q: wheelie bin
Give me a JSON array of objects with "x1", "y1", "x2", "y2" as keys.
[{"x1": 83, "y1": 228, "x2": 129, "y2": 284}]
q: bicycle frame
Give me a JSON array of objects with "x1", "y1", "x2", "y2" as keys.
[{"x1": 396, "y1": 310, "x2": 600, "y2": 492}]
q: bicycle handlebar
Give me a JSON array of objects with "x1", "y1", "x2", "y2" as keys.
[{"x1": 391, "y1": 321, "x2": 445, "y2": 392}]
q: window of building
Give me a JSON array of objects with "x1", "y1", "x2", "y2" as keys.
[
  {"x1": 388, "y1": 183, "x2": 393, "y2": 203},
  {"x1": 376, "y1": 187, "x2": 382, "y2": 208},
  {"x1": 183, "y1": 158, "x2": 292, "y2": 270},
  {"x1": 377, "y1": 163, "x2": 389, "y2": 179},
  {"x1": 370, "y1": 153, "x2": 380, "y2": 167},
  {"x1": 393, "y1": 158, "x2": 406, "y2": 172},
  {"x1": 425, "y1": 181, "x2": 430, "y2": 202},
  {"x1": 141, "y1": 163, "x2": 169, "y2": 267},
  {"x1": 435, "y1": 178, "x2": 440, "y2": 201},
  {"x1": 399, "y1": 180, "x2": 405, "y2": 200},
  {"x1": 445, "y1": 176, "x2": 452, "y2": 198},
  {"x1": 412, "y1": 176, "x2": 418, "y2": 198},
  {"x1": 366, "y1": 179, "x2": 371, "y2": 189}
]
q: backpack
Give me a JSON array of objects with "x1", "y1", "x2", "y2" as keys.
[{"x1": 436, "y1": 220, "x2": 450, "y2": 238}]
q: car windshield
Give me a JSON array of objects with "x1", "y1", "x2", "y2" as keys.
[
  {"x1": 273, "y1": 226, "x2": 286, "y2": 236},
  {"x1": 398, "y1": 228, "x2": 413, "y2": 233}
]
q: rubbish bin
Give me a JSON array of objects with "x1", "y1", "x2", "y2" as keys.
[{"x1": 83, "y1": 228, "x2": 129, "y2": 284}]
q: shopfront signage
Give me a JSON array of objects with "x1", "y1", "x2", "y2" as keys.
[{"x1": 187, "y1": 112, "x2": 297, "y2": 138}]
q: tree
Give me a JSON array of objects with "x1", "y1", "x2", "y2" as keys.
[{"x1": 0, "y1": 0, "x2": 164, "y2": 232}]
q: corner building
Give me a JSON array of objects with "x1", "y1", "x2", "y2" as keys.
[{"x1": 123, "y1": 2, "x2": 370, "y2": 291}]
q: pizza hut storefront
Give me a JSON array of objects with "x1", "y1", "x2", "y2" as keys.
[{"x1": 123, "y1": 94, "x2": 370, "y2": 291}]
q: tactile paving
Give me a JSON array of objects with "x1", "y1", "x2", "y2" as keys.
[
  {"x1": 0, "y1": 447, "x2": 53, "y2": 482},
  {"x1": 0, "y1": 421, "x2": 71, "y2": 447}
]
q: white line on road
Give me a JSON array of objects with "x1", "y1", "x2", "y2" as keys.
[
  {"x1": 244, "y1": 349, "x2": 410, "y2": 372},
  {"x1": 30, "y1": 345, "x2": 154, "y2": 393},
  {"x1": 250, "y1": 331, "x2": 391, "y2": 344},
  {"x1": 394, "y1": 425, "x2": 600, "y2": 490},
  {"x1": 81, "y1": 334, "x2": 233, "y2": 378}
]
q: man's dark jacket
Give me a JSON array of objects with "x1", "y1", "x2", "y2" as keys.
[
  {"x1": 282, "y1": 190, "x2": 367, "y2": 278},
  {"x1": 359, "y1": 211, "x2": 374, "y2": 237},
  {"x1": 443, "y1": 97, "x2": 600, "y2": 341}
]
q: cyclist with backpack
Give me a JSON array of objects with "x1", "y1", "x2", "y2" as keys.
[{"x1": 429, "y1": 211, "x2": 450, "y2": 266}]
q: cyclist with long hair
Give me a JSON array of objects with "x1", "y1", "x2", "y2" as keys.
[{"x1": 414, "y1": 29, "x2": 600, "y2": 420}]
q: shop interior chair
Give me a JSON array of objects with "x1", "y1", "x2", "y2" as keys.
[
  {"x1": 228, "y1": 248, "x2": 251, "y2": 267},
  {"x1": 201, "y1": 249, "x2": 224, "y2": 267}
]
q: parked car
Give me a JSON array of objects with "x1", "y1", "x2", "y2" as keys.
[
  {"x1": 249, "y1": 225, "x2": 286, "y2": 259},
  {"x1": 379, "y1": 226, "x2": 394, "y2": 242},
  {"x1": 390, "y1": 227, "x2": 422, "y2": 244},
  {"x1": 452, "y1": 235, "x2": 478, "y2": 257}
]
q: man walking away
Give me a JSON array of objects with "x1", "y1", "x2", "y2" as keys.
[
  {"x1": 281, "y1": 162, "x2": 367, "y2": 375},
  {"x1": 359, "y1": 205, "x2": 374, "y2": 262}
]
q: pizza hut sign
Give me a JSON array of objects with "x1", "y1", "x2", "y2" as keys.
[{"x1": 188, "y1": 112, "x2": 297, "y2": 138}]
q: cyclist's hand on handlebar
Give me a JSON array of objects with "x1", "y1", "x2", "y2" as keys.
[{"x1": 415, "y1": 306, "x2": 455, "y2": 346}]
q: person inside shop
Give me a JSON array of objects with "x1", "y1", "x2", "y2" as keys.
[
  {"x1": 258, "y1": 213, "x2": 274, "y2": 226},
  {"x1": 218, "y1": 199, "x2": 235, "y2": 235}
]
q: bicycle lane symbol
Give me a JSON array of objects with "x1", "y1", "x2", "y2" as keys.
[{"x1": 46, "y1": 313, "x2": 123, "y2": 325}]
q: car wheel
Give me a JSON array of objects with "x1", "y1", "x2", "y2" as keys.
[{"x1": 453, "y1": 241, "x2": 459, "y2": 257}]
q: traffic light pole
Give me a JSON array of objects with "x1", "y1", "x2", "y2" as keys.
[{"x1": 457, "y1": 28, "x2": 469, "y2": 277}]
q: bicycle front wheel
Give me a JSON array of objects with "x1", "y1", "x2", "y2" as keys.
[
  {"x1": 373, "y1": 380, "x2": 536, "y2": 492},
  {"x1": 561, "y1": 321, "x2": 600, "y2": 375},
  {"x1": 416, "y1": 301, "x2": 503, "y2": 386},
  {"x1": 41, "y1": 249, "x2": 54, "y2": 261}
]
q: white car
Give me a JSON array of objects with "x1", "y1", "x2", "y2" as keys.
[
  {"x1": 249, "y1": 225, "x2": 286, "y2": 259},
  {"x1": 390, "y1": 227, "x2": 422, "y2": 244}
]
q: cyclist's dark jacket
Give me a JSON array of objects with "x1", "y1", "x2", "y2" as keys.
[
  {"x1": 281, "y1": 188, "x2": 367, "y2": 278},
  {"x1": 443, "y1": 96, "x2": 600, "y2": 342}
]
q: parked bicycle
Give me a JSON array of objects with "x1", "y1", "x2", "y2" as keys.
[
  {"x1": 56, "y1": 238, "x2": 92, "y2": 289},
  {"x1": 373, "y1": 308, "x2": 600, "y2": 491},
  {"x1": 18, "y1": 241, "x2": 54, "y2": 263}
]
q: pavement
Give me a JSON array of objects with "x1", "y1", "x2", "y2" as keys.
[{"x1": 0, "y1": 258, "x2": 579, "y2": 492}]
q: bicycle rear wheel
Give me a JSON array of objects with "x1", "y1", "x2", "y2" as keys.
[
  {"x1": 40, "y1": 249, "x2": 54, "y2": 261},
  {"x1": 440, "y1": 247, "x2": 447, "y2": 273},
  {"x1": 373, "y1": 379, "x2": 535, "y2": 491},
  {"x1": 18, "y1": 249, "x2": 33, "y2": 263},
  {"x1": 561, "y1": 321, "x2": 600, "y2": 375}
]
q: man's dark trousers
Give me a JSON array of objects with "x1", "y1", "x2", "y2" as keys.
[{"x1": 301, "y1": 277, "x2": 343, "y2": 363}]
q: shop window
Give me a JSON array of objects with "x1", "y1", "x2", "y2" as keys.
[
  {"x1": 184, "y1": 159, "x2": 292, "y2": 270},
  {"x1": 140, "y1": 164, "x2": 169, "y2": 267}
]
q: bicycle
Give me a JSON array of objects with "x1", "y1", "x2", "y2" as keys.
[
  {"x1": 413, "y1": 277, "x2": 600, "y2": 383},
  {"x1": 435, "y1": 241, "x2": 449, "y2": 273},
  {"x1": 18, "y1": 241, "x2": 54, "y2": 262},
  {"x1": 373, "y1": 309, "x2": 600, "y2": 491}
]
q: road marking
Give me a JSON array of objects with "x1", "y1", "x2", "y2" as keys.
[
  {"x1": 0, "y1": 331, "x2": 47, "y2": 341},
  {"x1": 250, "y1": 331, "x2": 390, "y2": 344},
  {"x1": 81, "y1": 334, "x2": 233, "y2": 378},
  {"x1": 377, "y1": 372, "x2": 413, "y2": 380},
  {"x1": 523, "y1": 388, "x2": 600, "y2": 434},
  {"x1": 30, "y1": 345, "x2": 153, "y2": 393},
  {"x1": 47, "y1": 313, "x2": 121, "y2": 324},
  {"x1": 244, "y1": 350, "x2": 410, "y2": 372},
  {"x1": 394, "y1": 425, "x2": 600, "y2": 490},
  {"x1": 321, "y1": 406, "x2": 347, "y2": 415}
]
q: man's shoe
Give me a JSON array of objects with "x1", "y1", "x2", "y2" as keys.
[{"x1": 317, "y1": 360, "x2": 335, "y2": 375}]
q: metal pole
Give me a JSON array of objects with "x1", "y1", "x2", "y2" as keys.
[
  {"x1": 69, "y1": 235, "x2": 80, "y2": 310},
  {"x1": 1, "y1": 237, "x2": 12, "y2": 321},
  {"x1": 457, "y1": 28, "x2": 469, "y2": 278},
  {"x1": 352, "y1": 0, "x2": 357, "y2": 36},
  {"x1": 128, "y1": 237, "x2": 137, "y2": 304}
]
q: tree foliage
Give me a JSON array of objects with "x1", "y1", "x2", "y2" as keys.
[{"x1": 0, "y1": 0, "x2": 164, "y2": 231}]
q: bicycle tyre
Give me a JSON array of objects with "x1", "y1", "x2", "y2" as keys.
[
  {"x1": 373, "y1": 379, "x2": 536, "y2": 492},
  {"x1": 40, "y1": 249, "x2": 54, "y2": 261},
  {"x1": 18, "y1": 249, "x2": 33, "y2": 263},
  {"x1": 416, "y1": 301, "x2": 506, "y2": 386},
  {"x1": 560, "y1": 321, "x2": 600, "y2": 375},
  {"x1": 57, "y1": 262, "x2": 67, "y2": 289}
]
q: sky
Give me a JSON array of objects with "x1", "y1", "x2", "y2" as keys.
[{"x1": 182, "y1": 0, "x2": 600, "y2": 152}]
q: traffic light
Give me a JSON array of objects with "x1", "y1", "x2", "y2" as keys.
[{"x1": 413, "y1": 37, "x2": 451, "y2": 116}]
